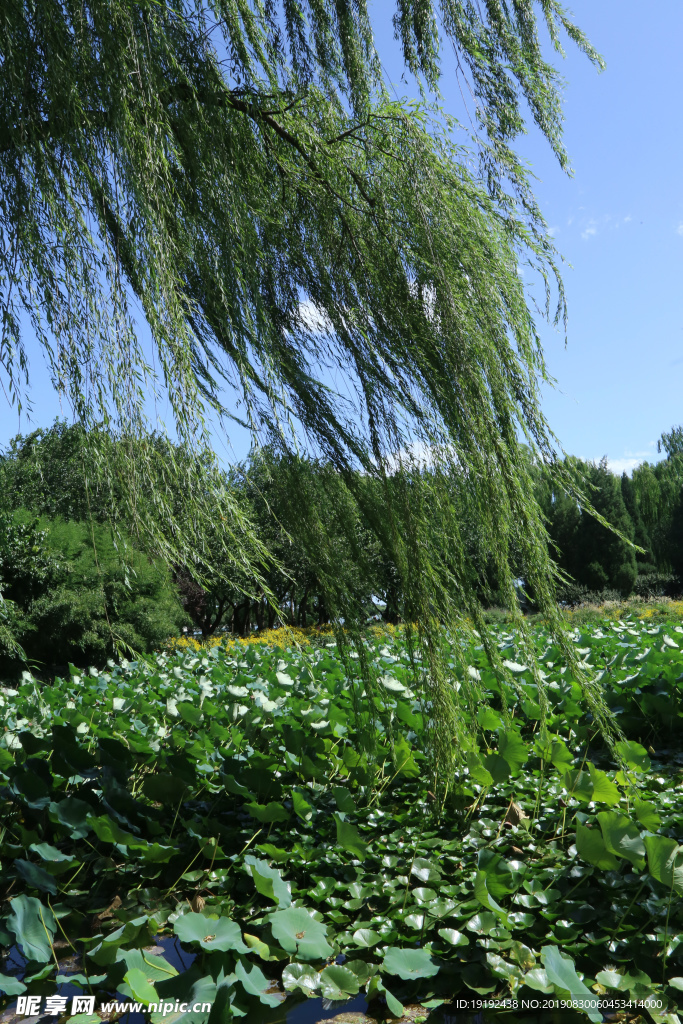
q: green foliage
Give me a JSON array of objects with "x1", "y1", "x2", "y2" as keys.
[
  {"x1": 539, "y1": 457, "x2": 637, "y2": 599},
  {"x1": 0, "y1": 0, "x2": 619, "y2": 775},
  {"x1": 540, "y1": 947, "x2": 601, "y2": 1021},
  {"x1": 0, "y1": 510, "x2": 63, "y2": 607},
  {"x1": 0, "y1": 423, "x2": 105, "y2": 522},
  {"x1": 630, "y1": 448, "x2": 683, "y2": 577},
  {"x1": 0, "y1": 424, "x2": 272, "y2": 607},
  {"x1": 5, "y1": 894, "x2": 57, "y2": 964},
  {"x1": 658, "y1": 425, "x2": 683, "y2": 457},
  {"x1": 179, "y1": 449, "x2": 386, "y2": 636},
  {"x1": 0, "y1": 512, "x2": 187, "y2": 673},
  {"x1": 0, "y1": 616, "x2": 682, "y2": 1016},
  {"x1": 526, "y1": 439, "x2": 683, "y2": 607}
]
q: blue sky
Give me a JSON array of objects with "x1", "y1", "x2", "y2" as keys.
[
  {"x1": 3, "y1": 2, "x2": 682, "y2": 476},
  {"x1": 372, "y1": 0, "x2": 683, "y2": 476},
  {"x1": 514, "y1": 1, "x2": 683, "y2": 475}
]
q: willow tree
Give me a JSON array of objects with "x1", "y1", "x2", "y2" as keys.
[{"x1": 0, "y1": 0, "x2": 617, "y2": 780}]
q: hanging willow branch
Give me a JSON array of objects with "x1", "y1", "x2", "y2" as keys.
[{"x1": 0, "y1": 0, "x2": 617, "y2": 780}]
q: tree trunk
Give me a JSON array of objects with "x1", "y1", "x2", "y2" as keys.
[{"x1": 298, "y1": 587, "x2": 309, "y2": 627}]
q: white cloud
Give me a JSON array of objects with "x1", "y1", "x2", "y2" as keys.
[
  {"x1": 297, "y1": 300, "x2": 332, "y2": 333},
  {"x1": 598, "y1": 444, "x2": 658, "y2": 475},
  {"x1": 624, "y1": 445, "x2": 655, "y2": 457},
  {"x1": 547, "y1": 226, "x2": 559, "y2": 238},
  {"x1": 677, "y1": 223, "x2": 683, "y2": 236},
  {"x1": 575, "y1": 213, "x2": 632, "y2": 240},
  {"x1": 604, "y1": 456, "x2": 645, "y2": 475},
  {"x1": 380, "y1": 440, "x2": 460, "y2": 474}
]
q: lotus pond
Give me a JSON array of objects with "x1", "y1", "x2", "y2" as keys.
[{"x1": 1, "y1": 616, "x2": 683, "y2": 1024}]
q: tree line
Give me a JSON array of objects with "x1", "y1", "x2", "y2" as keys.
[
  {"x1": 538, "y1": 443, "x2": 683, "y2": 605},
  {"x1": 2, "y1": 422, "x2": 683, "y2": 674}
]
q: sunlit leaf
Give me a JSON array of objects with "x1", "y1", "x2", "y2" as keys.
[
  {"x1": 644, "y1": 835, "x2": 683, "y2": 895},
  {"x1": 174, "y1": 912, "x2": 249, "y2": 953},
  {"x1": 576, "y1": 823, "x2": 619, "y2": 870},
  {"x1": 268, "y1": 907, "x2": 333, "y2": 960},
  {"x1": 540, "y1": 947, "x2": 601, "y2": 1021},
  {"x1": 5, "y1": 895, "x2": 56, "y2": 963},
  {"x1": 597, "y1": 812, "x2": 646, "y2": 868},
  {"x1": 244, "y1": 856, "x2": 292, "y2": 907},
  {"x1": 334, "y1": 813, "x2": 368, "y2": 859},
  {"x1": 382, "y1": 947, "x2": 439, "y2": 980}
]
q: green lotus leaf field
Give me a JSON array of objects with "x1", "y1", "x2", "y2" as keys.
[{"x1": 1, "y1": 616, "x2": 683, "y2": 1020}]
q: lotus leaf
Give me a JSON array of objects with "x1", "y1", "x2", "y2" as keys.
[
  {"x1": 352, "y1": 927, "x2": 381, "y2": 947},
  {"x1": 268, "y1": 907, "x2": 333, "y2": 959},
  {"x1": 437, "y1": 928, "x2": 469, "y2": 946},
  {"x1": 320, "y1": 964, "x2": 360, "y2": 999},
  {"x1": 380, "y1": 675, "x2": 405, "y2": 692},
  {"x1": 540, "y1": 946, "x2": 601, "y2": 1021},
  {"x1": 466, "y1": 912, "x2": 497, "y2": 934},
  {"x1": 523, "y1": 967, "x2": 554, "y2": 993},
  {"x1": 6, "y1": 894, "x2": 56, "y2": 963},
  {"x1": 123, "y1": 967, "x2": 159, "y2": 1005},
  {"x1": 644, "y1": 835, "x2": 683, "y2": 894},
  {"x1": 1, "y1": 614, "x2": 683, "y2": 1016},
  {"x1": 615, "y1": 740, "x2": 651, "y2": 773},
  {"x1": 149, "y1": 970, "x2": 217, "y2": 1024},
  {"x1": 281, "y1": 962, "x2": 320, "y2": 996},
  {"x1": 497, "y1": 730, "x2": 528, "y2": 774},
  {"x1": 0, "y1": 972, "x2": 27, "y2": 996},
  {"x1": 587, "y1": 763, "x2": 620, "y2": 805},
  {"x1": 344, "y1": 959, "x2": 376, "y2": 984},
  {"x1": 116, "y1": 948, "x2": 179, "y2": 982},
  {"x1": 371, "y1": 976, "x2": 404, "y2": 1017},
  {"x1": 635, "y1": 799, "x2": 662, "y2": 830},
  {"x1": 597, "y1": 811, "x2": 646, "y2": 867},
  {"x1": 29, "y1": 841, "x2": 77, "y2": 866},
  {"x1": 334, "y1": 813, "x2": 367, "y2": 858},
  {"x1": 483, "y1": 752, "x2": 510, "y2": 783},
  {"x1": 576, "y1": 823, "x2": 619, "y2": 870},
  {"x1": 14, "y1": 858, "x2": 59, "y2": 894},
  {"x1": 245, "y1": 801, "x2": 289, "y2": 822},
  {"x1": 477, "y1": 706, "x2": 502, "y2": 731},
  {"x1": 382, "y1": 946, "x2": 439, "y2": 980},
  {"x1": 49, "y1": 796, "x2": 92, "y2": 838},
  {"x1": 244, "y1": 855, "x2": 292, "y2": 907},
  {"x1": 330, "y1": 786, "x2": 356, "y2": 812},
  {"x1": 174, "y1": 912, "x2": 249, "y2": 953},
  {"x1": 234, "y1": 958, "x2": 281, "y2": 1006},
  {"x1": 410, "y1": 857, "x2": 441, "y2": 883}
]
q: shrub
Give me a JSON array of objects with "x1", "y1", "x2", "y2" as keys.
[
  {"x1": 0, "y1": 512, "x2": 188, "y2": 675},
  {"x1": 632, "y1": 572, "x2": 681, "y2": 600},
  {"x1": 555, "y1": 582, "x2": 622, "y2": 608}
]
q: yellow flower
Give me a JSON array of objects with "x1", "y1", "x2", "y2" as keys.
[{"x1": 162, "y1": 621, "x2": 401, "y2": 654}]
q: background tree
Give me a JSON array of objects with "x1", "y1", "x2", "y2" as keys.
[
  {"x1": 0, "y1": 509, "x2": 188, "y2": 676},
  {"x1": 175, "y1": 449, "x2": 384, "y2": 635},
  {"x1": 658, "y1": 426, "x2": 683, "y2": 458},
  {"x1": 539, "y1": 458, "x2": 636, "y2": 600},
  {"x1": 0, "y1": 426, "x2": 193, "y2": 672},
  {"x1": 620, "y1": 471, "x2": 654, "y2": 575}
]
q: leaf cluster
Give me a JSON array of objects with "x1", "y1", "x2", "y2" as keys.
[{"x1": 1, "y1": 616, "x2": 682, "y2": 1016}]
